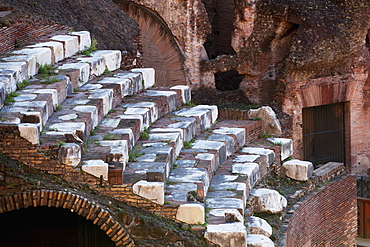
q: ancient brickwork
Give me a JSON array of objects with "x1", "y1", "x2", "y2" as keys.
[
  {"x1": 0, "y1": 23, "x2": 68, "y2": 54},
  {"x1": 285, "y1": 175, "x2": 357, "y2": 247}
]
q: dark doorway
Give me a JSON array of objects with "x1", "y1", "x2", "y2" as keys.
[
  {"x1": 0, "y1": 206, "x2": 115, "y2": 247},
  {"x1": 303, "y1": 102, "x2": 346, "y2": 167},
  {"x1": 215, "y1": 70, "x2": 243, "y2": 91}
]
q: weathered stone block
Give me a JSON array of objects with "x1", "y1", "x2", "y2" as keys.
[
  {"x1": 58, "y1": 63, "x2": 90, "y2": 85},
  {"x1": 77, "y1": 56, "x2": 105, "y2": 76},
  {"x1": 131, "y1": 68, "x2": 155, "y2": 89},
  {"x1": 213, "y1": 127, "x2": 246, "y2": 148},
  {"x1": 282, "y1": 159, "x2": 313, "y2": 181},
  {"x1": 232, "y1": 163, "x2": 260, "y2": 189},
  {"x1": 98, "y1": 77, "x2": 131, "y2": 98},
  {"x1": 247, "y1": 234, "x2": 274, "y2": 247},
  {"x1": 167, "y1": 119, "x2": 196, "y2": 142},
  {"x1": 82, "y1": 160, "x2": 108, "y2": 180},
  {"x1": 193, "y1": 140, "x2": 227, "y2": 165},
  {"x1": 73, "y1": 105, "x2": 99, "y2": 129},
  {"x1": 12, "y1": 48, "x2": 52, "y2": 66},
  {"x1": 2, "y1": 55, "x2": 37, "y2": 76},
  {"x1": 249, "y1": 188, "x2": 287, "y2": 214},
  {"x1": 205, "y1": 223, "x2": 247, "y2": 247},
  {"x1": 148, "y1": 132, "x2": 183, "y2": 156},
  {"x1": 28, "y1": 41, "x2": 64, "y2": 63},
  {"x1": 208, "y1": 134, "x2": 235, "y2": 156},
  {"x1": 91, "y1": 50, "x2": 122, "y2": 71},
  {"x1": 51, "y1": 35, "x2": 79, "y2": 58},
  {"x1": 0, "y1": 82, "x2": 5, "y2": 108},
  {"x1": 242, "y1": 147, "x2": 275, "y2": 166},
  {"x1": 170, "y1": 85, "x2": 191, "y2": 104},
  {"x1": 245, "y1": 216, "x2": 272, "y2": 237},
  {"x1": 176, "y1": 203, "x2": 205, "y2": 224},
  {"x1": 71, "y1": 31, "x2": 91, "y2": 51},
  {"x1": 248, "y1": 106, "x2": 281, "y2": 136},
  {"x1": 88, "y1": 89, "x2": 113, "y2": 115},
  {"x1": 99, "y1": 140, "x2": 129, "y2": 164},
  {"x1": 193, "y1": 105, "x2": 218, "y2": 124},
  {"x1": 132, "y1": 180, "x2": 164, "y2": 205},
  {"x1": 0, "y1": 70, "x2": 18, "y2": 93},
  {"x1": 0, "y1": 61, "x2": 28, "y2": 82},
  {"x1": 57, "y1": 143, "x2": 81, "y2": 168},
  {"x1": 18, "y1": 123, "x2": 39, "y2": 145},
  {"x1": 145, "y1": 90, "x2": 178, "y2": 112},
  {"x1": 175, "y1": 108, "x2": 211, "y2": 132},
  {"x1": 114, "y1": 72, "x2": 142, "y2": 94},
  {"x1": 267, "y1": 137, "x2": 293, "y2": 160}
]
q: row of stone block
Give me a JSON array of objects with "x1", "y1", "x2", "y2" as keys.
[{"x1": 0, "y1": 31, "x2": 91, "y2": 101}]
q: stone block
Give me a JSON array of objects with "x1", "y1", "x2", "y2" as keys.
[
  {"x1": 12, "y1": 48, "x2": 52, "y2": 66},
  {"x1": 71, "y1": 31, "x2": 91, "y2": 51},
  {"x1": 282, "y1": 159, "x2": 313, "y2": 181},
  {"x1": 123, "y1": 102, "x2": 158, "y2": 123},
  {"x1": 267, "y1": 137, "x2": 293, "y2": 160},
  {"x1": 73, "y1": 105, "x2": 99, "y2": 129},
  {"x1": 27, "y1": 89, "x2": 58, "y2": 110},
  {"x1": 195, "y1": 152, "x2": 218, "y2": 174},
  {"x1": 91, "y1": 50, "x2": 122, "y2": 71},
  {"x1": 132, "y1": 180, "x2": 164, "y2": 205},
  {"x1": 0, "y1": 82, "x2": 5, "y2": 108},
  {"x1": 18, "y1": 123, "x2": 39, "y2": 145},
  {"x1": 168, "y1": 168, "x2": 209, "y2": 198},
  {"x1": 176, "y1": 203, "x2": 205, "y2": 224},
  {"x1": 109, "y1": 128, "x2": 135, "y2": 150},
  {"x1": 82, "y1": 160, "x2": 108, "y2": 180},
  {"x1": 247, "y1": 234, "x2": 274, "y2": 247},
  {"x1": 99, "y1": 140, "x2": 129, "y2": 164},
  {"x1": 313, "y1": 162, "x2": 345, "y2": 179},
  {"x1": 249, "y1": 188, "x2": 287, "y2": 213},
  {"x1": 58, "y1": 63, "x2": 90, "y2": 85},
  {"x1": 175, "y1": 108, "x2": 212, "y2": 132},
  {"x1": 119, "y1": 114, "x2": 144, "y2": 132},
  {"x1": 145, "y1": 90, "x2": 178, "y2": 112},
  {"x1": 0, "y1": 70, "x2": 18, "y2": 93},
  {"x1": 124, "y1": 107, "x2": 151, "y2": 129},
  {"x1": 208, "y1": 134, "x2": 235, "y2": 156},
  {"x1": 0, "y1": 61, "x2": 28, "y2": 82},
  {"x1": 88, "y1": 89, "x2": 113, "y2": 115},
  {"x1": 51, "y1": 35, "x2": 79, "y2": 58},
  {"x1": 2, "y1": 55, "x2": 37, "y2": 76},
  {"x1": 193, "y1": 105, "x2": 218, "y2": 124},
  {"x1": 249, "y1": 106, "x2": 281, "y2": 136},
  {"x1": 232, "y1": 163, "x2": 260, "y2": 189},
  {"x1": 167, "y1": 119, "x2": 196, "y2": 142},
  {"x1": 48, "y1": 122, "x2": 86, "y2": 142},
  {"x1": 205, "y1": 223, "x2": 247, "y2": 247},
  {"x1": 128, "y1": 162, "x2": 168, "y2": 181},
  {"x1": 114, "y1": 72, "x2": 142, "y2": 94},
  {"x1": 13, "y1": 101, "x2": 50, "y2": 124},
  {"x1": 58, "y1": 143, "x2": 81, "y2": 168},
  {"x1": 206, "y1": 198, "x2": 245, "y2": 215},
  {"x1": 242, "y1": 147, "x2": 275, "y2": 166},
  {"x1": 170, "y1": 85, "x2": 191, "y2": 104},
  {"x1": 131, "y1": 68, "x2": 155, "y2": 89},
  {"x1": 148, "y1": 132, "x2": 182, "y2": 156},
  {"x1": 193, "y1": 140, "x2": 227, "y2": 165},
  {"x1": 245, "y1": 216, "x2": 272, "y2": 237},
  {"x1": 98, "y1": 77, "x2": 131, "y2": 97},
  {"x1": 77, "y1": 56, "x2": 105, "y2": 76},
  {"x1": 150, "y1": 128, "x2": 184, "y2": 143},
  {"x1": 141, "y1": 146, "x2": 175, "y2": 166},
  {"x1": 28, "y1": 41, "x2": 64, "y2": 63},
  {"x1": 233, "y1": 155, "x2": 260, "y2": 163},
  {"x1": 209, "y1": 208, "x2": 244, "y2": 224}
]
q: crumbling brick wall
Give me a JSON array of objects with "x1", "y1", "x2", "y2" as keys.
[{"x1": 285, "y1": 175, "x2": 357, "y2": 247}]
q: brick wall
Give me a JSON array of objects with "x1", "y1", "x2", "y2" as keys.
[
  {"x1": 285, "y1": 175, "x2": 357, "y2": 247},
  {"x1": 0, "y1": 23, "x2": 68, "y2": 54}
]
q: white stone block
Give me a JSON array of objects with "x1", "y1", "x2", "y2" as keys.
[
  {"x1": 99, "y1": 77, "x2": 131, "y2": 97},
  {"x1": 73, "y1": 105, "x2": 99, "y2": 128},
  {"x1": 132, "y1": 180, "x2": 164, "y2": 205},
  {"x1": 0, "y1": 72, "x2": 17, "y2": 93},
  {"x1": 18, "y1": 123, "x2": 39, "y2": 145},
  {"x1": 233, "y1": 154, "x2": 259, "y2": 163},
  {"x1": 170, "y1": 85, "x2": 191, "y2": 104},
  {"x1": 131, "y1": 68, "x2": 155, "y2": 89},
  {"x1": 193, "y1": 140, "x2": 227, "y2": 165},
  {"x1": 77, "y1": 56, "x2": 105, "y2": 76},
  {"x1": 12, "y1": 48, "x2": 52, "y2": 66},
  {"x1": 249, "y1": 188, "x2": 287, "y2": 214},
  {"x1": 124, "y1": 107, "x2": 151, "y2": 129},
  {"x1": 13, "y1": 101, "x2": 50, "y2": 124},
  {"x1": 31, "y1": 89, "x2": 58, "y2": 109},
  {"x1": 205, "y1": 223, "x2": 247, "y2": 247},
  {"x1": 99, "y1": 140, "x2": 129, "y2": 164},
  {"x1": 122, "y1": 102, "x2": 158, "y2": 123},
  {"x1": 246, "y1": 216, "x2": 272, "y2": 237},
  {"x1": 71, "y1": 31, "x2": 91, "y2": 51},
  {"x1": 213, "y1": 127, "x2": 246, "y2": 148},
  {"x1": 282, "y1": 159, "x2": 313, "y2": 181},
  {"x1": 0, "y1": 61, "x2": 28, "y2": 81},
  {"x1": 208, "y1": 134, "x2": 235, "y2": 156},
  {"x1": 193, "y1": 105, "x2": 218, "y2": 124},
  {"x1": 48, "y1": 122, "x2": 86, "y2": 141},
  {"x1": 2, "y1": 55, "x2": 37, "y2": 76},
  {"x1": 0, "y1": 82, "x2": 5, "y2": 107},
  {"x1": 247, "y1": 234, "x2": 275, "y2": 247},
  {"x1": 51, "y1": 35, "x2": 79, "y2": 58},
  {"x1": 114, "y1": 72, "x2": 142, "y2": 94},
  {"x1": 268, "y1": 137, "x2": 293, "y2": 161},
  {"x1": 91, "y1": 50, "x2": 121, "y2": 71},
  {"x1": 88, "y1": 89, "x2": 113, "y2": 115},
  {"x1": 176, "y1": 203, "x2": 205, "y2": 224},
  {"x1": 242, "y1": 147, "x2": 275, "y2": 166},
  {"x1": 145, "y1": 90, "x2": 178, "y2": 112},
  {"x1": 119, "y1": 114, "x2": 144, "y2": 132},
  {"x1": 58, "y1": 143, "x2": 81, "y2": 168},
  {"x1": 58, "y1": 63, "x2": 90, "y2": 85},
  {"x1": 149, "y1": 132, "x2": 182, "y2": 156},
  {"x1": 82, "y1": 160, "x2": 108, "y2": 180},
  {"x1": 175, "y1": 108, "x2": 212, "y2": 132},
  {"x1": 110, "y1": 128, "x2": 135, "y2": 149},
  {"x1": 232, "y1": 163, "x2": 260, "y2": 189},
  {"x1": 28, "y1": 41, "x2": 64, "y2": 63}
]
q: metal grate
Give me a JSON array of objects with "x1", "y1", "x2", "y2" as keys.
[{"x1": 358, "y1": 176, "x2": 370, "y2": 198}]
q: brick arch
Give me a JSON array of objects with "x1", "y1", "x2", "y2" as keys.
[
  {"x1": 0, "y1": 190, "x2": 135, "y2": 247},
  {"x1": 115, "y1": 1, "x2": 188, "y2": 87}
]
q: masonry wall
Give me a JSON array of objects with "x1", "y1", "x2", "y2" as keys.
[
  {"x1": 0, "y1": 23, "x2": 68, "y2": 54},
  {"x1": 285, "y1": 175, "x2": 357, "y2": 247}
]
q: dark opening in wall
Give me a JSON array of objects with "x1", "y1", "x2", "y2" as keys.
[
  {"x1": 215, "y1": 70, "x2": 243, "y2": 91},
  {"x1": 202, "y1": 0, "x2": 236, "y2": 59},
  {"x1": 366, "y1": 29, "x2": 370, "y2": 49},
  {"x1": 0, "y1": 206, "x2": 115, "y2": 247}
]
